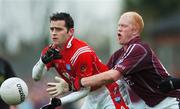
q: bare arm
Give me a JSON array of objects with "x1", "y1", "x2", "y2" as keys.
[
  {"x1": 32, "y1": 58, "x2": 47, "y2": 81},
  {"x1": 81, "y1": 69, "x2": 122, "y2": 87}
]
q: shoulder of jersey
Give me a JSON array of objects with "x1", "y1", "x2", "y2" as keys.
[
  {"x1": 70, "y1": 38, "x2": 93, "y2": 65},
  {"x1": 73, "y1": 38, "x2": 88, "y2": 47}
]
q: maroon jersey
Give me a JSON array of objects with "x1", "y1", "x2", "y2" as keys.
[{"x1": 107, "y1": 37, "x2": 180, "y2": 107}]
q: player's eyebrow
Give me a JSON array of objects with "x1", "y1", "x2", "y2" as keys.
[{"x1": 50, "y1": 27, "x2": 63, "y2": 31}]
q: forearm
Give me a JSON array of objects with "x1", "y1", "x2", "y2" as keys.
[
  {"x1": 32, "y1": 58, "x2": 47, "y2": 81},
  {"x1": 60, "y1": 87, "x2": 90, "y2": 105},
  {"x1": 81, "y1": 69, "x2": 121, "y2": 87}
]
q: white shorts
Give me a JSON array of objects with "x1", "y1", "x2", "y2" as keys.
[
  {"x1": 81, "y1": 80, "x2": 132, "y2": 109},
  {"x1": 145, "y1": 97, "x2": 180, "y2": 109},
  {"x1": 81, "y1": 86, "x2": 116, "y2": 109}
]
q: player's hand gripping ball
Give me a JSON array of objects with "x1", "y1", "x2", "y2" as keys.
[{"x1": 0, "y1": 77, "x2": 28, "y2": 105}]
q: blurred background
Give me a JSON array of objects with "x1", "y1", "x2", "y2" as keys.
[{"x1": 0, "y1": 0, "x2": 180, "y2": 109}]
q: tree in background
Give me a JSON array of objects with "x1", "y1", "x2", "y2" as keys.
[{"x1": 124, "y1": 0, "x2": 180, "y2": 21}]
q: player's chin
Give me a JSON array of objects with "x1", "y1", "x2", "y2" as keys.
[
  {"x1": 118, "y1": 41, "x2": 123, "y2": 45},
  {"x1": 52, "y1": 42, "x2": 59, "y2": 46}
]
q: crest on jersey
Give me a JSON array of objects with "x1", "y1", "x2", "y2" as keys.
[
  {"x1": 66, "y1": 64, "x2": 71, "y2": 71},
  {"x1": 114, "y1": 96, "x2": 121, "y2": 103},
  {"x1": 80, "y1": 64, "x2": 87, "y2": 72}
]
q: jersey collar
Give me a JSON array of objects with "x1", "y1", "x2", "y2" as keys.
[
  {"x1": 65, "y1": 35, "x2": 74, "y2": 49},
  {"x1": 127, "y1": 36, "x2": 141, "y2": 45},
  {"x1": 123, "y1": 36, "x2": 141, "y2": 51}
]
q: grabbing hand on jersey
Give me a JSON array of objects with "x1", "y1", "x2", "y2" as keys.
[
  {"x1": 40, "y1": 98, "x2": 61, "y2": 109},
  {"x1": 47, "y1": 76, "x2": 70, "y2": 97},
  {"x1": 41, "y1": 45, "x2": 62, "y2": 64}
]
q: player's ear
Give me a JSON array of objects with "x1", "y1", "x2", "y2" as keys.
[
  {"x1": 68, "y1": 28, "x2": 74, "y2": 36},
  {"x1": 131, "y1": 25, "x2": 139, "y2": 36}
]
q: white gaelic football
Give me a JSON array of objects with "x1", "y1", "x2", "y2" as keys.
[{"x1": 0, "y1": 77, "x2": 28, "y2": 105}]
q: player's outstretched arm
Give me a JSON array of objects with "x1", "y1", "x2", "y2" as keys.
[
  {"x1": 41, "y1": 87, "x2": 90, "y2": 109},
  {"x1": 158, "y1": 76, "x2": 180, "y2": 93},
  {"x1": 81, "y1": 69, "x2": 121, "y2": 87},
  {"x1": 32, "y1": 58, "x2": 47, "y2": 81},
  {"x1": 60, "y1": 87, "x2": 90, "y2": 104}
]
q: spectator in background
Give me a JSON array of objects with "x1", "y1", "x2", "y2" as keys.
[{"x1": 0, "y1": 57, "x2": 17, "y2": 109}]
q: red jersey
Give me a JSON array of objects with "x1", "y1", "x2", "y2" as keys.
[
  {"x1": 42, "y1": 36, "x2": 128, "y2": 109},
  {"x1": 42, "y1": 36, "x2": 107, "y2": 90}
]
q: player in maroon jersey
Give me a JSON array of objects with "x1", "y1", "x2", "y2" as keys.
[{"x1": 80, "y1": 11, "x2": 180, "y2": 109}]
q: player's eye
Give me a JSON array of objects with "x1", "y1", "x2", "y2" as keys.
[{"x1": 50, "y1": 27, "x2": 54, "y2": 31}]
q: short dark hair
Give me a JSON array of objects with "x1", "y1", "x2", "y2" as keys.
[{"x1": 50, "y1": 12, "x2": 74, "y2": 31}]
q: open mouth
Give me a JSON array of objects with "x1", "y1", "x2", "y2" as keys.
[{"x1": 117, "y1": 33, "x2": 121, "y2": 37}]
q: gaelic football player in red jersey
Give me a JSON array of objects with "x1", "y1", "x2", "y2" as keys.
[{"x1": 32, "y1": 12, "x2": 130, "y2": 109}]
